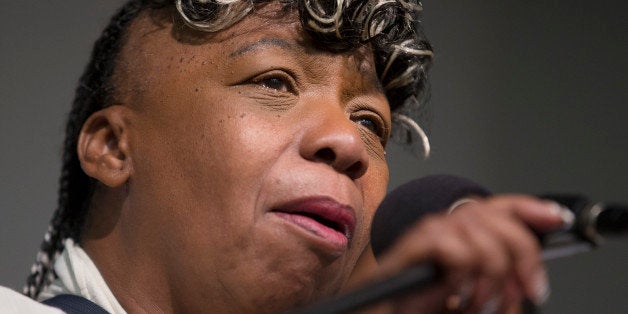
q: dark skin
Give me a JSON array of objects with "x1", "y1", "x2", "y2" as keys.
[{"x1": 77, "y1": 4, "x2": 569, "y2": 313}]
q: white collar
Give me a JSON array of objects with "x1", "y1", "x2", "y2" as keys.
[{"x1": 38, "y1": 239, "x2": 126, "y2": 314}]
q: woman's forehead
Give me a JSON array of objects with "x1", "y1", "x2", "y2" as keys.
[{"x1": 116, "y1": 7, "x2": 383, "y2": 96}]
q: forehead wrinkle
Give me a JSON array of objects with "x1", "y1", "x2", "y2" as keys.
[{"x1": 228, "y1": 37, "x2": 295, "y2": 58}]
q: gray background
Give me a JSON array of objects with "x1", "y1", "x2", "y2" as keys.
[{"x1": 1, "y1": 1, "x2": 626, "y2": 313}]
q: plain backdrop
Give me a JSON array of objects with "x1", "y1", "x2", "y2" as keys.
[{"x1": 1, "y1": 1, "x2": 626, "y2": 313}]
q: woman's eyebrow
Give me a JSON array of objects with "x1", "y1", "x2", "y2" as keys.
[{"x1": 229, "y1": 38, "x2": 295, "y2": 58}]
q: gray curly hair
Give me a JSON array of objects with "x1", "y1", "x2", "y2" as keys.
[{"x1": 25, "y1": 0, "x2": 432, "y2": 298}]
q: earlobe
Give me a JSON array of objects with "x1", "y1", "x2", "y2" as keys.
[{"x1": 78, "y1": 105, "x2": 133, "y2": 187}]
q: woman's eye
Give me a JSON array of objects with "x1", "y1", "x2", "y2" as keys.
[
  {"x1": 356, "y1": 115, "x2": 385, "y2": 139},
  {"x1": 357, "y1": 117, "x2": 378, "y2": 133},
  {"x1": 256, "y1": 76, "x2": 293, "y2": 93}
]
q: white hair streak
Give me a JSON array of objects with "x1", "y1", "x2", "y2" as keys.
[
  {"x1": 304, "y1": 0, "x2": 344, "y2": 37},
  {"x1": 381, "y1": 39, "x2": 432, "y2": 81},
  {"x1": 392, "y1": 112, "x2": 430, "y2": 158},
  {"x1": 359, "y1": 0, "x2": 396, "y2": 40}
]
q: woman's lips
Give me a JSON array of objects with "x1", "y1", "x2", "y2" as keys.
[{"x1": 271, "y1": 197, "x2": 356, "y2": 250}]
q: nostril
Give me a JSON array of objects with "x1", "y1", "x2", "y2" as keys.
[
  {"x1": 314, "y1": 147, "x2": 366, "y2": 179},
  {"x1": 345, "y1": 161, "x2": 366, "y2": 179},
  {"x1": 314, "y1": 147, "x2": 336, "y2": 164}
]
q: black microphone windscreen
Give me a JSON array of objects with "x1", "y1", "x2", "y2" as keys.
[
  {"x1": 596, "y1": 203, "x2": 628, "y2": 235},
  {"x1": 371, "y1": 174, "x2": 491, "y2": 259}
]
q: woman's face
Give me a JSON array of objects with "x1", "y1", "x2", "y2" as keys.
[{"x1": 115, "y1": 5, "x2": 390, "y2": 312}]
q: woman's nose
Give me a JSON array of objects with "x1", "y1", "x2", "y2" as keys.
[{"x1": 299, "y1": 104, "x2": 370, "y2": 180}]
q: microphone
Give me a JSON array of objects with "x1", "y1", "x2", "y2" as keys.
[
  {"x1": 536, "y1": 193, "x2": 628, "y2": 259},
  {"x1": 371, "y1": 176, "x2": 628, "y2": 259},
  {"x1": 295, "y1": 175, "x2": 490, "y2": 314},
  {"x1": 539, "y1": 193, "x2": 628, "y2": 241},
  {"x1": 371, "y1": 174, "x2": 491, "y2": 258},
  {"x1": 294, "y1": 175, "x2": 628, "y2": 313}
]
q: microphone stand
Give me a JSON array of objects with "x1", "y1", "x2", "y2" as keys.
[{"x1": 292, "y1": 264, "x2": 438, "y2": 314}]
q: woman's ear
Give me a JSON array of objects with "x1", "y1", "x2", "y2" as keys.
[{"x1": 77, "y1": 105, "x2": 133, "y2": 187}]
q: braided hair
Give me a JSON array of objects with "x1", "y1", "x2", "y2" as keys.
[{"x1": 25, "y1": 0, "x2": 433, "y2": 298}]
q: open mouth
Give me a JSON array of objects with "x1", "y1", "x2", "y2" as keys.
[{"x1": 271, "y1": 197, "x2": 356, "y2": 250}]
